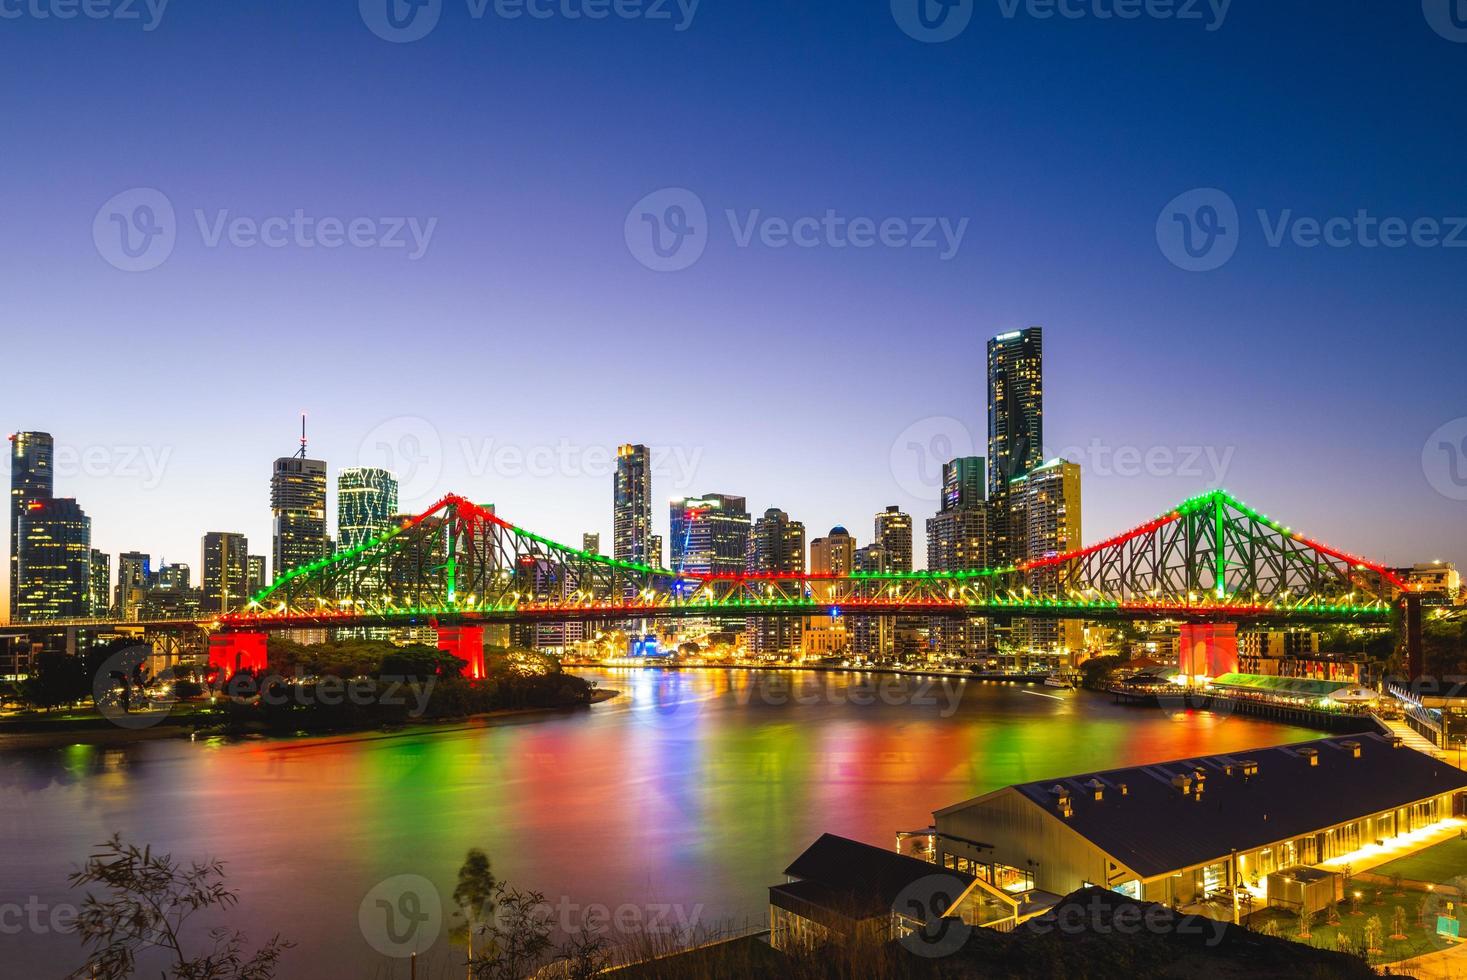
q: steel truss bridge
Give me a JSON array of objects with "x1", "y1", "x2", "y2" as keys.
[{"x1": 175, "y1": 488, "x2": 1403, "y2": 632}]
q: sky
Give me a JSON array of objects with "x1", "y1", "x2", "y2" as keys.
[{"x1": 2, "y1": 0, "x2": 1466, "y2": 615}]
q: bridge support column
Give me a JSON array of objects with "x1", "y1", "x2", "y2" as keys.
[
  {"x1": 1405, "y1": 594, "x2": 1424, "y2": 680},
  {"x1": 208, "y1": 632, "x2": 268, "y2": 681},
  {"x1": 437, "y1": 626, "x2": 485, "y2": 680},
  {"x1": 1178, "y1": 623, "x2": 1237, "y2": 679}
]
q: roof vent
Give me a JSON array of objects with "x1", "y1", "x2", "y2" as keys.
[
  {"x1": 1389, "y1": 736, "x2": 1405, "y2": 749},
  {"x1": 1085, "y1": 778, "x2": 1105, "y2": 801},
  {"x1": 1340, "y1": 740, "x2": 1362, "y2": 758},
  {"x1": 1117, "y1": 782, "x2": 1128, "y2": 796},
  {"x1": 1299, "y1": 747, "x2": 1319, "y2": 767},
  {"x1": 1049, "y1": 784, "x2": 1073, "y2": 818},
  {"x1": 1171, "y1": 773, "x2": 1193, "y2": 795},
  {"x1": 1238, "y1": 760, "x2": 1259, "y2": 777}
]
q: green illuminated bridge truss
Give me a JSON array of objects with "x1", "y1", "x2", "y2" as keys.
[{"x1": 206, "y1": 490, "x2": 1408, "y2": 632}]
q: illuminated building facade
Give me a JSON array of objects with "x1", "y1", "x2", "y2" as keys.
[
  {"x1": 582, "y1": 532, "x2": 600, "y2": 555},
  {"x1": 15, "y1": 497, "x2": 91, "y2": 621},
  {"x1": 201, "y1": 532, "x2": 250, "y2": 613},
  {"x1": 1011, "y1": 459, "x2": 1083, "y2": 664},
  {"x1": 927, "y1": 462, "x2": 989, "y2": 656},
  {"x1": 613, "y1": 444, "x2": 653, "y2": 585},
  {"x1": 337, "y1": 467, "x2": 398, "y2": 619},
  {"x1": 670, "y1": 495, "x2": 751, "y2": 575},
  {"x1": 9, "y1": 431, "x2": 54, "y2": 617},
  {"x1": 748, "y1": 507, "x2": 805, "y2": 656},
  {"x1": 271, "y1": 456, "x2": 328, "y2": 579},
  {"x1": 247, "y1": 554, "x2": 267, "y2": 596},
  {"x1": 804, "y1": 526, "x2": 855, "y2": 658},
  {"x1": 115, "y1": 551, "x2": 151, "y2": 621},
  {"x1": 88, "y1": 549, "x2": 111, "y2": 617},
  {"x1": 986, "y1": 328, "x2": 1043, "y2": 565}
]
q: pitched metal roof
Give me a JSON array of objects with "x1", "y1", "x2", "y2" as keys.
[
  {"x1": 965, "y1": 733, "x2": 1467, "y2": 879},
  {"x1": 780, "y1": 833, "x2": 975, "y2": 910}
]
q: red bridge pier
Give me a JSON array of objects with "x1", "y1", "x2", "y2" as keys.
[
  {"x1": 437, "y1": 626, "x2": 486, "y2": 679},
  {"x1": 1177, "y1": 623, "x2": 1238, "y2": 679},
  {"x1": 209, "y1": 632, "x2": 268, "y2": 681}
]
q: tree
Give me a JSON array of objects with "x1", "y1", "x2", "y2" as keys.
[
  {"x1": 452, "y1": 849, "x2": 498, "y2": 968},
  {"x1": 1324, "y1": 901, "x2": 1341, "y2": 926},
  {"x1": 555, "y1": 932, "x2": 611, "y2": 979},
  {"x1": 67, "y1": 834, "x2": 290, "y2": 980},
  {"x1": 1390, "y1": 904, "x2": 1409, "y2": 941},
  {"x1": 1259, "y1": 919, "x2": 1280, "y2": 938},
  {"x1": 21, "y1": 652, "x2": 91, "y2": 711},
  {"x1": 471, "y1": 887, "x2": 553, "y2": 980},
  {"x1": 1295, "y1": 907, "x2": 1314, "y2": 940},
  {"x1": 1364, "y1": 913, "x2": 1384, "y2": 954}
]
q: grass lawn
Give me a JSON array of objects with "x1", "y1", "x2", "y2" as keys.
[
  {"x1": 1371, "y1": 836, "x2": 1467, "y2": 886},
  {"x1": 1245, "y1": 881, "x2": 1451, "y2": 965}
]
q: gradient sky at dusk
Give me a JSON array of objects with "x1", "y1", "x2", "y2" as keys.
[{"x1": 2, "y1": 1, "x2": 1465, "y2": 614}]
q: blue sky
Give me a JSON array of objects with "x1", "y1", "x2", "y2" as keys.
[{"x1": 2, "y1": 0, "x2": 1465, "y2": 609}]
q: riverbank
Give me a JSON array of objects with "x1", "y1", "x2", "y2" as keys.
[
  {"x1": 564, "y1": 660, "x2": 1055, "y2": 684},
  {"x1": 0, "y1": 686, "x2": 622, "y2": 751}
]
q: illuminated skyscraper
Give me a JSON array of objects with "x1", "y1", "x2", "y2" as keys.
[
  {"x1": 338, "y1": 468, "x2": 398, "y2": 551},
  {"x1": 15, "y1": 497, "x2": 91, "y2": 621},
  {"x1": 748, "y1": 507, "x2": 805, "y2": 656},
  {"x1": 803, "y1": 526, "x2": 855, "y2": 658},
  {"x1": 874, "y1": 506, "x2": 913, "y2": 573},
  {"x1": 247, "y1": 554, "x2": 267, "y2": 596},
  {"x1": 582, "y1": 532, "x2": 600, "y2": 556},
  {"x1": 1011, "y1": 459, "x2": 1083, "y2": 665},
  {"x1": 115, "y1": 552, "x2": 150, "y2": 621},
  {"x1": 201, "y1": 532, "x2": 250, "y2": 613},
  {"x1": 670, "y1": 495, "x2": 751, "y2": 575},
  {"x1": 987, "y1": 328, "x2": 1043, "y2": 564},
  {"x1": 613, "y1": 444, "x2": 653, "y2": 571},
  {"x1": 9, "y1": 431, "x2": 54, "y2": 617},
  {"x1": 927, "y1": 459, "x2": 989, "y2": 658},
  {"x1": 88, "y1": 549, "x2": 111, "y2": 617},
  {"x1": 942, "y1": 457, "x2": 985, "y2": 514},
  {"x1": 271, "y1": 456, "x2": 328, "y2": 579}
]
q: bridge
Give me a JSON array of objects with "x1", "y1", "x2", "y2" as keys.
[{"x1": 6, "y1": 489, "x2": 1420, "y2": 678}]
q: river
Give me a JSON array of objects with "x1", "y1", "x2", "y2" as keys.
[{"x1": 0, "y1": 668, "x2": 1322, "y2": 978}]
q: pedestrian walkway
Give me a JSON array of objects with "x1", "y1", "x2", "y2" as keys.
[{"x1": 1375, "y1": 714, "x2": 1449, "y2": 762}]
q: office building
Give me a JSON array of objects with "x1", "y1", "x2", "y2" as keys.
[
  {"x1": 942, "y1": 456, "x2": 985, "y2": 514},
  {"x1": 1011, "y1": 459, "x2": 1082, "y2": 664},
  {"x1": 247, "y1": 554, "x2": 267, "y2": 597},
  {"x1": 88, "y1": 549, "x2": 111, "y2": 617},
  {"x1": 271, "y1": 455, "x2": 328, "y2": 579},
  {"x1": 1406, "y1": 561, "x2": 1462, "y2": 606},
  {"x1": 873, "y1": 506, "x2": 913, "y2": 572},
  {"x1": 115, "y1": 551, "x2": 151, "y2": 621},
  {"x1": 613, "y1": 444, "x2": 653, "y2": 569},
  {"x1": 338, "y1": 468, "x2": 398, "y2": 550},
  {"x1": 748, "y1": 507, "x2": 806, "y2": 656},
  {"x1": 804, "y1": 526, "x2": 855, "y2": 659},
  {"x1": 9, "y1": 431, "x2": 54, "y2": 617},
  {"x1": 986, "y1": 328, "x2": 1043, "y2": 565},
  {"x1": 201, "y1": 532, "x2": 250, "y2": 613},
  {"x1": 582, "y1": 532, "x2": 600, "y2": 556},
  {"x1": 14, "y1": 497, "x2": 91, "y2": 621},
  {"x1": 927, "y1": 468, "x2": 989, "y2": 657},
  {"x1": 669, "y1": 495, "x2": 751, "y2": 575}
]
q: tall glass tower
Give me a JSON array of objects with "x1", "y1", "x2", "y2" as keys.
[
  {"x1": 9, "y1": 431, "x2": 54, "y2": 617},
  {"x1": 271, "y1": 456, "x2": 328, "y2": 579},
  {"x1": 15, "y1": 497, "x2": 91, "y2": 621},
  {"x1": 613, "y1": 444, "x2": 653, "y2": 566},
  {"x1": 986, "y1": 327, "x2": 1044, "y2": 565},
  {"x1": 337, "y1": 468, "x2": 399, "y2": 550}
]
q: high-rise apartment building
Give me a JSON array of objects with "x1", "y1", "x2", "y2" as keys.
[
  {"x1": 986, "y1": 328, "x2": 1043, "y2": 565},
  {"x1": 613, "y1": 445, "x2": 653, "y2": 573},
  {"x1": 942, "y1": 457, "x2": 986, "y2": 514},
  {"x1": 874, "y1": 506, "x2": 913, "y2": 573},
  {"x1": 14, "y1": 497, "x2": 91, "y2": 621},
  {"x1": 803, "y1": 526, "x2": 855, "y2": 659},
  {"x1": 201, "y1": 532, "x2": 250, "y2": 613},
  {"x1": 670, "y1": 495, "x2": 751, "y2": 575},
  {"x1": 88, "y1": 549, "x2": 111, "y2": 617},
  {"x1": 271, "y1": 455, "x2": 328, "y2": 579},
  {"x1": 10, "y1": 431, "x2": 54, "y2": 617},
  {"x1": 115, "y1": 551, "x2": 151, "y2": 621},
  {"x1": 748, "y1": 508, "x2": 805, "y2": 656},
  {"x1": 1011, "y1": 459, "x2": 1082, "y2": 664},
  {"x1": 927, "y1": 459, "x2": 989, "y2": 658}
]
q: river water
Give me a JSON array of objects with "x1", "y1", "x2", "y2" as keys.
[{"x1": 0, "y1": 669, "x2": 1321, "y2": 978}]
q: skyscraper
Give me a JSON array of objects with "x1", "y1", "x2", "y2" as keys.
[
  {"x1": 803, "y1": 526, "x2": 855, "y2": 658},
  {"x1": 669, "y1": 495, "x2": 751, "y2": 575},
  {"x1": 14, "y1": 497, "x2": 91, "y2": 621},
  {"x1": 201, "y1": 532, "x2": 250, "y2": 613},
  {"x1": 88, "y1": 549, "x2": 111, "y2": 617},
  {"x1": 115, "y1": 552, "x2": 151, "y2": 621},
  {"x1": 874, "y1": 506, "x2": 913, "y2": 573},
  {"x1": 851, "y1": 540, "x2": 891, "y2": 657},
  {"x1": 613, "y1": 444, "x2": 653, "y2": 572},
  {"x1": 247, "y1": 554, "x2": 267, "y2": 596},
  {"x1": 927, "y1": 457, "x2": 989, "y2": 658},
  {"x1": 942, "y1": 457, "x2": 986, "y2": 514},
  {"x1": 987, "y1": 328, "x2": 1043, "y2": 565},
  {"x1": 748, "y1": 508, "x2": 806, "y2": 656},
  {"x1": 9, "y1": 431, "x2": 54, "y2": 617},
  {"x1": 1011, "y1": 459, "x2": 1083, "y2": 665},
  {"x1": 582, "y1": 532, "x2": 600, "y2": 556},
  {"x1": 337, "y1": 468, "x2": 398, "y2": 551},
  {"x1": 271, "y1": 456, "x2": 328, "y2": 579}
]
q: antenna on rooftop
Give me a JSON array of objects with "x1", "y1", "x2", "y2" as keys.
[{"x1": 296, "y1": 412, "x2": 308, "y2": 459}]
